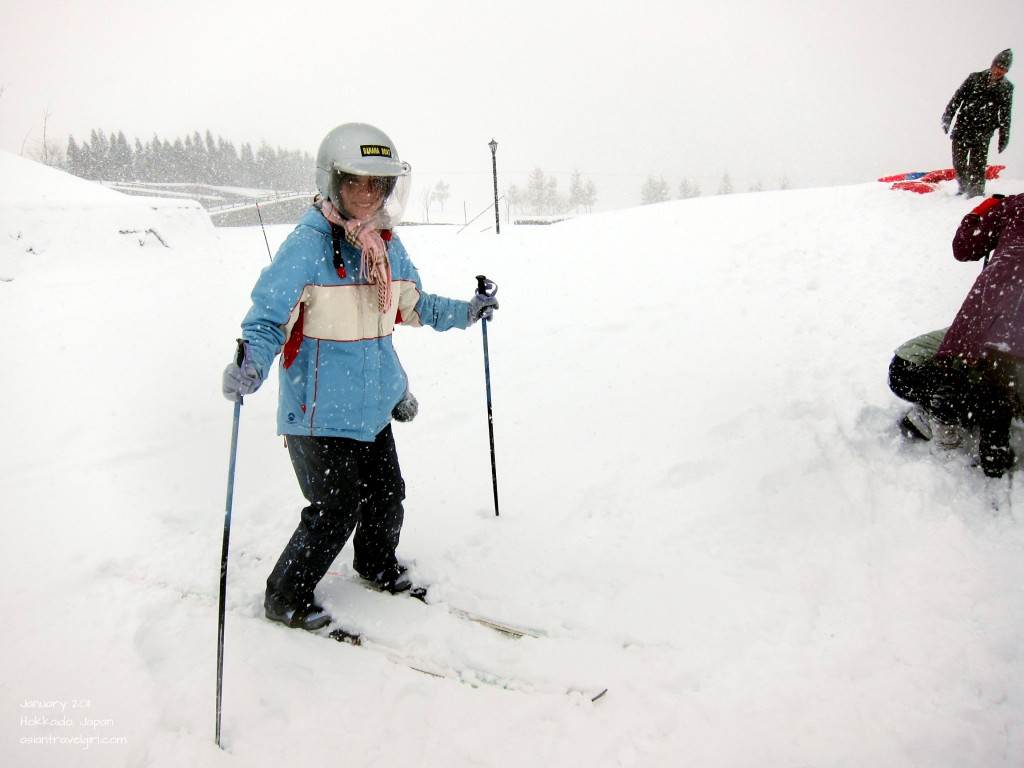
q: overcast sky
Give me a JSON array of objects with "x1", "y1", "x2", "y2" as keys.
[{"x1": 1, "y1": 0, "x2": 1021, "y2": 211}]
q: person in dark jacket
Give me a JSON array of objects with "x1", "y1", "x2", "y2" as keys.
[
  {"x1": 942, "y1": 49, "x2": 1014, "y2": 197},
  {"x1": 927, "y1": 193, "x2": 1024, "y2": 476}
]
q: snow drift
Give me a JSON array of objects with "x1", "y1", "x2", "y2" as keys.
[
  {"x1": 1, "y1": 153, "x2": 1022, "y2": 768},
  {"x1": 0, "y1": 151, "x2": 212, "y2": 271}
]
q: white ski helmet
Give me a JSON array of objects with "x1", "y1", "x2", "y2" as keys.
[{"x1": 315, "y1": 122, "x2": 412, "y2": 227}]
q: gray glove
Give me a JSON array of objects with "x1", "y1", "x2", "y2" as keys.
[
  {"x1": 222, "y1": 340, "x2": 262, "y2": 402},
  {"x1": 468, "y1": 294, "x2": 499, "y2": 324},
  {"x1": 392, "y1": 390, "x2": 419, "y2": 422}
]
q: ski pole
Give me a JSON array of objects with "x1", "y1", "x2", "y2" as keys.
[
  {"x1": 216, "y1": 341, "x2": 245, "y2": 748},
  {"x1": 254, "y1": 202, "x2": 273, "y2": 262},
  {"x1": 476, "y1": 275, "x2": 500, "y2": 517}
]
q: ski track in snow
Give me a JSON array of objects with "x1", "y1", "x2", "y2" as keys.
[{"x1": 1, "y1": 161, "x2": 1023, "y2": 766}]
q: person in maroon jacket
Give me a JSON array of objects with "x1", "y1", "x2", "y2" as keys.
[{"x1": 934, "y1": 193, "x2": 1024, "y2": 476}]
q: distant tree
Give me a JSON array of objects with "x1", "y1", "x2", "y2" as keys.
[
  {"x1": 525, "y1": 168, "x2": 547, "y2": 214},
  {"x1": 581, "y1": 179, "x2": 597, "y2": 213},
  {"x1": 66, "y1": 136, "x2": 81, "y2": 176},
  {"x1": 239, "y1": 142, "x2": 256, "y2": 187},
  {"x1": 568, "y1": 170, "x2": 585, "y2": 213},
  {"x1": 218, "y1": 137, "x2": 240, "y2": 185},
  {"x1": 184, "y1": 133, "x2": 198, "y2": 180},
  {"x1": 717, "y1": 172, "x2": 734, "y2": 195},
  {"x1": 678, "y1": 178, "x2": 700, "y2": 199},
  {"x1": 433, "y1": 179, "x2": 450, "y2": 211},
  {"x1": 169, "y1": 138, "x2": 186, "y2": 181},
  {"x1": 109, "y1": 131, "x2": 132, "y2": 181},
  {"x1": 505, "y1": 184, "x2": 521, "y2": 219},
  {"x1": 39, "y1": 109, "x2": 56, "y2": 167},
  {"x1": 779, "y1": 175, "x2": 791, "y2": 190},
  {"x1": 133, "y1": 138, "x2": 145, "y2": 180},
  {"x1": 88, "y1": 129, "x2": 110, "y2": 178},
  {"x1": 149, "y1": 134, "x2": 166, "y2": 181},
  {"x1": 641, "y1": 175, "x2": 670, "y2": 205},
  {"x1": 748, "y1": 180, "x2": 764, "y2": 193},
  {"x1": 543, "y1": 176, "x2": 566, "y2": 215},
  {"x1": 421, "y1": 184, "x2": 433, "y2": 223}
]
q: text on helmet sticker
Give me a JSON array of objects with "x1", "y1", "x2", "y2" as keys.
[{"x1": 360, "y1": 145, "x2": 393, "y2": 158}]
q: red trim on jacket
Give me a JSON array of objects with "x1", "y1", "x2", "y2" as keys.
[
  {"x1": 282, "y1": 303, "x2": 304, "y2": 369},
  {"x1": 309, "y1": 341, "x2": 320, "y2": 433}
]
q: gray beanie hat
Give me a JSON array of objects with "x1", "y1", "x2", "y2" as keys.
[{"x1": 993, "y1": 49, "x2": 1013, "y2": 70}]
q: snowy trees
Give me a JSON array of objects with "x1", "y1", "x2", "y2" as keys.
[
  {"x1": 678, "y1": 178, "x2": 701, "y2": 199},
  {"x1": 525, "y1": 168, "x2": 555, "y2": 214},
  {"x1": 566, "y1": 171, "x2": 598, "y2": 214},
  {"x1": 641, "y1": 176, "x2": 671, "y2": 205},
  {"x1": 581, "y1": 179, "x2": 597, "y2": 214},
  {"x1": 64, "y1": 129, "x2": 314, "y2": 190},
  {"x1": 420, "y1": 179, "x2": 452, "y2": 222},
  {"x1": 518, "y1": 168, "x2": 596, "y2": 216},
  {"x1": 433, "y1": 179, "x2": 450, "y2": 211}
]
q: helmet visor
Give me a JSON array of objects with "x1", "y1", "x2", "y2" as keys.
[{"x1": 328, "y1": 171, "x2": 410, "y2": 228}]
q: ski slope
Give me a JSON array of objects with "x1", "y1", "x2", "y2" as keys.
[{"x1": 1, "y1": 157, "x2": 1022, "y2": 767}]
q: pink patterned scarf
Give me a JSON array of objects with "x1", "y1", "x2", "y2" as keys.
[{"x1": 321, "y1": 199, "x2": 392, "y2": 313}]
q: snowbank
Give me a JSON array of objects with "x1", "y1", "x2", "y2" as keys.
[
  {"x1": 0, "y1": 152, "x2": 213, "y2": 275},
  {"x1": 1, "y1": 175, "x2": 1023, "y2": 767}
]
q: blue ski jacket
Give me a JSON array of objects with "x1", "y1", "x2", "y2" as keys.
[{"x1": 241, "y1": 206, "x2": 470, "y2": 440}]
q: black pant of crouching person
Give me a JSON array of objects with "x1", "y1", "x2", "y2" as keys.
[
  {"x1": 890, "y1": 354, "x2": 1016, "y2": 477},
  {"x1": 265, "y1": 426, "x2": 407, "y2": 627}
]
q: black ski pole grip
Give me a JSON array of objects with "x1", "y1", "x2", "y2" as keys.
[{"x1": 476, "y1": 274, "x2": 488, "y2": 296}]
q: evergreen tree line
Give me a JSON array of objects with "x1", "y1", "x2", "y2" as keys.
[
  {"x1": 64, "y1": 129, "x2": 314, "y2": 191},
  {"x1": 641, "y1": 173, "x2": 791, "y2": 204},
  {"x1": 506, "y1": 168, "x2": 598, "y2": 216}
]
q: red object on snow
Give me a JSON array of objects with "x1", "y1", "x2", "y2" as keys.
[
  {"x1": 919, "y1": 169, "x2": 957, "y2": 183},
  {"x1": 891, "y1": 181, "x2": 938, "y2": 194},
  {"x1": 878, "y1": 171, "x2": 926, "y2": 182},
  {"x1": 880, "y1": 165, "x2": 1006, "y2": 193}
]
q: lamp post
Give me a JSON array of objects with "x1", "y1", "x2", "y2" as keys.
[{"x1": 488, "y1": 138, "x2": 500, "y2": 234}]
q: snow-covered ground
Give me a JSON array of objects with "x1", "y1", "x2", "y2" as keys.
[{"x1": 2, "y1": 157, "x2": 1022, "y2": 767}]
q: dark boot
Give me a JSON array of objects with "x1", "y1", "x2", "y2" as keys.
[
  {"x1": 979, "y1": 438, "x2": 1015, "y2": 478},
  {"x1": 264, "y1": 590, "x2": 332, "y2": 631},
  {"x1": 358, "y1": 563, "x2": 413, "y2": 594}
]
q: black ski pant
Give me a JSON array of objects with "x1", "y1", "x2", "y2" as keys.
[
  {"x1": 889, "y1": 354, "x2": 1015, "y2": 468},
  {"x1": 951, "y1": 135, "x2": 991, "y2": 197},
  {"x1": 266, "y1": 426, "x2": 406, "y2": 608}
]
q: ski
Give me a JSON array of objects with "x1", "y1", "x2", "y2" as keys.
[
  {"x1": 353, "y1": 578, "x2": 548, "y2": 640},
  {"x1": 324, "y1": 623, "x2": 607, "y2": 701}
]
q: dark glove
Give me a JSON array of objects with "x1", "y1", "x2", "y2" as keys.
[
  {"x1": 222, "y1": 340, "x2": 262, "y2": 401},
  {"x1": 392, "y1": 390, "x2": 419, "y2": 422},
  {"x1": 998, "y1": 134, "x2": 1008, "y2": 153},
  {"x1": 468, "y1": 294, "x2": 499, "y2": 324}
]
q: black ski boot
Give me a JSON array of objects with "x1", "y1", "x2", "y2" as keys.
[
  {"x1": 899, "y1": 406, "x2": 932, "y2": 441},
  {"x1": 264, "y1": 591, "x2": 332, "y2": 631},
  {"x1": 980, "y1": 444, "x2": 1016, "y2": 478},
  {"x1": 359, "y1": 564, "x2": 413, "y2": 594}
]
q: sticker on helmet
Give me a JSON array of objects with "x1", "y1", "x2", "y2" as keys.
[{"x1": 360, "y1": 145, "x2": 393, "y2": 158}]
